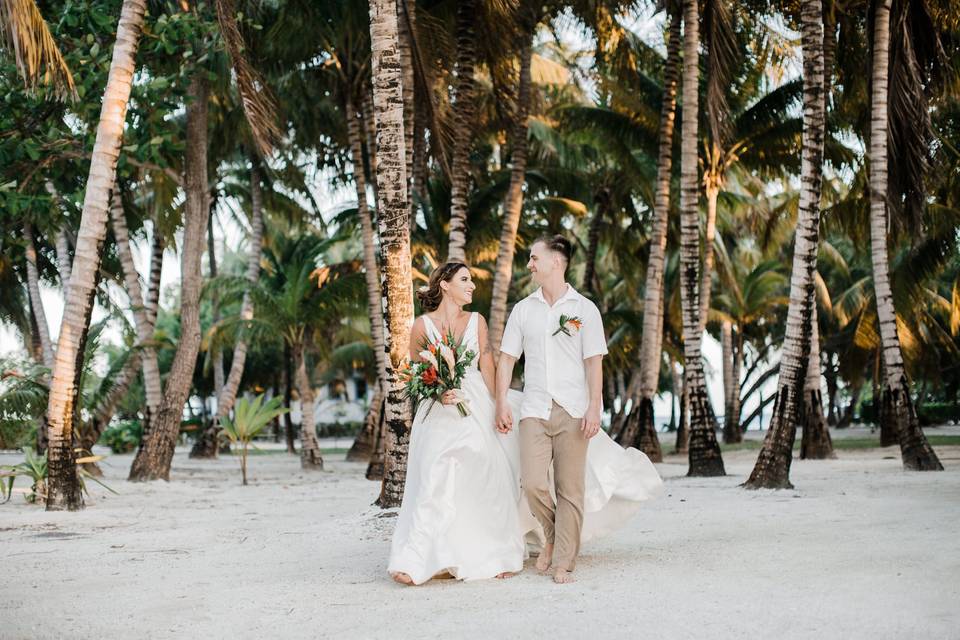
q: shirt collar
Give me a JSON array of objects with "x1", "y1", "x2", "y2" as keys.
[{"x1": 532, "y1": 283, "x2": 580, "y2": 306}]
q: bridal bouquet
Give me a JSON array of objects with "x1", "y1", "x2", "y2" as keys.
[{"x1": 398, "y1": 331, "x2": 476, "y2": 418}]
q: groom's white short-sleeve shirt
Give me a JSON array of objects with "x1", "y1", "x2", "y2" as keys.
[{"x1": 500, "y1": 284, "x2": 607, "y2": 420}]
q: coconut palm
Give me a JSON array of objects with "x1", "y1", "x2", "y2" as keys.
[
  {"x1": 864, "y1": 0, "x2": 942, "y2": 471},
  {"x1": 0, "y1": 0, "x2": 75, "y2": 97},
  {"x1": 44, "y1": 0, "x2": 148, "y2": 510},
  {"x1": 219, "y1": 394, "x2": 287, "y2": 485},
  {"x1": 368, "y1": 0, "x2": 415, "y2": 507}
]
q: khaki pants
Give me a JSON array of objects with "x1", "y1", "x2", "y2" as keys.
[{"x1": 519, "y1": 401, "x2": 588, "y2": 572}]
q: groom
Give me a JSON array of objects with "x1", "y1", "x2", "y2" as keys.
[{"x1": 495, "y1": 234, "x2": 608, "y2": 584}]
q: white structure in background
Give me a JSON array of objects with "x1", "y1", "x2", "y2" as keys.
[{"x1": 287, "y1": 376, "x2": 370, "y2": 427}]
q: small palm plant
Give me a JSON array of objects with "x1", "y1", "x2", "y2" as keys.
[
  {"x1": 219, "y1": 394, "x2": 288, "y2": 485},
  {"x1": 1, "y1": 448, "x2": 114, "y2": 503}
]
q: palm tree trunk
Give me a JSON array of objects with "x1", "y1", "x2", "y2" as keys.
[
  {"x1": 744, "y1": 0, "x2": 826, "y2": 489},
  {"x1": 81, "y1": 351, "x2": 142, "y2": 476},
  {"x1": 487, "y1": 38, "x2": 533, "y2": 359},
  {"x1": 207, "y1": 211, "x2": 225, "y2": 403},
  {"x1": 369, "y1": 0, "x2": 415, "y2": 507},
  {"x1": 293, "y1": 339, "x2": 323, "y2": 469},
  {"x1": 23, "y1": 222, "x2": 54, "y2": 370},
  {"x1": 44, "y1": 182, "x2": 73, "y2": 286},
  {"x1": 346, "y1": 92, "x2": 390, "y2": 463},
  {"x1": 445, "y1": 0, "x2": 478, "y2": 262},
  {"x1": 629, "y1": 10, "x2": 680, "y2": 457},
  {"x1": 397, "y1": 0, "x2": 415, "y2": 218},
  {"x1": 679, "y1": 0, "x2": 724, "y2": 477},
  {"x1": 867, "y1": 0, "x2": 941, "y2": 471},
  {"x1": 699, "y1": 180, "x2": 720, "y2": 332},
  {"x1": 191, "y1": 162, "x2": 265, "y2": 458},
  {"x1": 109, "y1": 192, "x2": 163, "y2": 440},
  {"x1": 129, "y1": 75, "x2": 211, "y2": 482},
  {"x1": 144, "y1": 223, "x2": 163, "y2": 327},
  {"x1": 728, "y1": 328, "x2": 743, "y2": 442},
  {"x1": 800, "y1": 304, "x2": 835, "y2": 458},
  {"x1": 283, "y1": 343, "x2": 296, "y2": 454},
  {"x1": 581, "y1": 188, "x2": 608, "y2": 296},
  {"x1": 44, "y1": 0, "x2": 147, "y2": 510},
  {"x1": 348, "y1": 385, "x2": 383, "y2": 462}
]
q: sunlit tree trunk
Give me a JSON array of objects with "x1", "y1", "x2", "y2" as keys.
[
  {"x1": 45, "y1": 0, "x2": 148, "y2": 510},
  {"x1": 744, "y1": 0, "x2": 826, "y2": 489},
  {"x1": 623, "y1": 10, "x2": 680, "y2": 458},
  {"x1": 487, "y1": 38, "x2": 533, "y2": 360},
  {"x1": 800, "y1": 304, "x2": 835, "y2": 458},
  {"x1": 129, "y1": 75, "x2": 210, "y2": 482},
  {"x1": 445, "y1": 0, "x2": 478, "y2": 262},
  {"x1": 369, "y1": 0, "x2": 415, "y2": 507},
  {"x1": 679, "y1": 0, "x2": 724, "y2": 477},
  {"x1": 866, "y1": 0, "x2": 941, "y2": 471}
]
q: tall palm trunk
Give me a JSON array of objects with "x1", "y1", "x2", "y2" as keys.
[
  {"x1": 207, "y1": 212, "x2": 225, "y2": 405},
  {"x1": 581, "y1": 188, "x2": 608, "y2": 297},
  {"x1": 346, "y1": 92, "x2": 391, "y2": 464},
  {"x1": 191, "y1": 162, "x2": 266, "y2": 458},
  {"x1": 699, "y1": 177, "x2": 720, "y2": 332},
  {"x1": 369, "y1": 0, "x2": 415, "y2": 507},
  {"x1": 487, "y1": 38, "x2": 533, "y2": 359},
  {"x1": 679, "y1": 0, "x2": 724, "y2": 477},
  {"x1": 800, "y1": 304, "x2": 835, "y2": 458},
  {"x1": 44, "y1": 0, "x2": 147, "y2": 510},
  {"x1": 129, "y1": 75, "x2": 211, "y2": 482},
  {"x1": 109, "y1": 193, "x2": 162, "y2": 439},
  {"x1": 867, "y1": 0, "x2": 941, "y2": 471},
  {"x1": 445, "y1": 0, "x2": 478, "y2": 262},
  {"x1": 744, "y1": 0, "x2": 827, "y2": 489},
  {"x1": 293, "y1": 338, "x2": 324, "y2": 468},
  {"x1": 45, "y1": 181, "x2": 74, "y2": 286},
  {"x1": 144, "y1": 225, "x2": 163, "y2": 326},
  {"x1": 23, "y1": 223, "x2": 54, "y2": 370},
  {"x1": 397, "y1": 0, "x2": 415, "y2": 217},
  {"x1": 283, "y1": 343, "x2": 296, "y2": 453},
  {"x1": 723, "y1": 323, "x2": 744, "y2": 443},
  {"x1": 623, "y1": 10, "x2": 681, "y2": 458}
]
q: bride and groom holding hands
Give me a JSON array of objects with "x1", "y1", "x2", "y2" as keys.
[{"x1": 387, "y1": 235, "x2": 664, "y2": 585}]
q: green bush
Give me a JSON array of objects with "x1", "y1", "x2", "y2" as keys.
[
  {"x1": 859, "y1": 400, "x2": 959, "y2": 426},
  {"x1": 98, "y1": 420, "x2": 143, "y2": 454},
  {"x1": 317, "y1": 421, "x2": 362, "y2": 439}
]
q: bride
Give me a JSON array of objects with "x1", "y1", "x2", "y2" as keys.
[{"x1": 387, "y1": 262, "x2": 663, "y2": 585}]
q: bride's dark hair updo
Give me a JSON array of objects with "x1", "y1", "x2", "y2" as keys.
[{"x1": 416, "y1": 262, "x2": 469, "y2": 312}]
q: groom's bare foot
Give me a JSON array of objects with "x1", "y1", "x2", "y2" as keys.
[
  {"x1": 553, "y1": 568, "x2": 575, "y2": 584},
  {"x1": 391, "y1": 572, "x2": 414, "y2": 585},
  {"x1": 535, "y1": 543, "x2": 554, "y2": 573}
]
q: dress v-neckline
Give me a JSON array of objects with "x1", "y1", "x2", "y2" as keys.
[{"x1": 424, "y1": 312, "x2": 473, "y2": 346}]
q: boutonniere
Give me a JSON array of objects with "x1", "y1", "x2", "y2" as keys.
[{"x1": 552, "y1": 314, "x2": 583, "y2": 337}]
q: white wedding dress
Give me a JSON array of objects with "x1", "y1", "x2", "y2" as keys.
[{"x1": 387, "y1": 312, "x2": 663, "y2": 584}]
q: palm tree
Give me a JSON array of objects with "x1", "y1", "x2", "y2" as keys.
[
  {"x1": 44, "y1": 0, "x2": 147, "y2": 510},
  {"x1": 488, "y1": 33, "x2": 534, "y2": 360},
  {"x1": 445, "y1": 0, "x2": 478, "y2": 262},
  {"x1": 865, "y1": 0, "x2": 941, "y2": 471},
  {"x1": 129, "y1": 75, "x2": 210, "y2": 482},
  {"x1": 369, "y1": 0, "x2": 415, "y2": 507},
  {"x1": 630, "y1": 8, "x2": 681, "y2": 457},
  {"x1": 678, "y1": 0, "x2": 724, "y2": 477},
  {"x1": 744, "y1": 0, "x2": 827, "y2": 489}
]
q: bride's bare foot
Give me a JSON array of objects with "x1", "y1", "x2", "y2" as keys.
[
  {"x1": 495, "y1": 571, "x2": 516, "y2": 579},
  {"x1": 553, "y1": 568, "x2": 575, "y2": 584},
  {"x1": 535, "y1": 543, "x2": 553, "y2": 573},
  {"x1": 391, "y1": 572, "x2": 414, "y2": 585}
]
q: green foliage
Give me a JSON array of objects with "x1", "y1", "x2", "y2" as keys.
[
  {"x1": 219, "y1": 394, "x2": 288, "y2": 485},
  {"x1": 0, "y1": 448, "x2": 115, "y2": 504},
  {"x1": 98, "y1": 420, "x2": 143, "y2": 454}
]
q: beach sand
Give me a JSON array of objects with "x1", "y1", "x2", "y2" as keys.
[{"x1": 2, "y1": 428, "x2": 958, "y2": 639}]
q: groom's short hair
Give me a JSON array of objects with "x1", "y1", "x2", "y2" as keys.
[{"x1": 534, "y1": 234, "x2": 574, "y2": 270}]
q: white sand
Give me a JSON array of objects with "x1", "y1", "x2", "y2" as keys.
[{"x1": 2, "y1": 429, "x2": 959, "y2": 639}]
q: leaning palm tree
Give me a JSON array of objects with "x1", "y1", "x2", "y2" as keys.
[
  {"x1": 744, "y1": 0, "x2": 827, "y2": 489},
  {"x1": 44, "y1": 0, "x2": 148, "y2": 510},
  {"x1": 864, "y1": 0, "x2": 941, "y2": 471},
  {"x1": 369, "y1": 0, "x2": 415, "y2": 507},
  {"x1": 129, "y1": 75, "x2": 211, "y2": 482},
  {"x1": 678, "y1": 0, "x2": 724, "y2": 476}
]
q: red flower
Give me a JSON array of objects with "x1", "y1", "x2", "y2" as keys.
[{"x1": 421, "y1": 366, "x2": 439, "y2": 386}]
